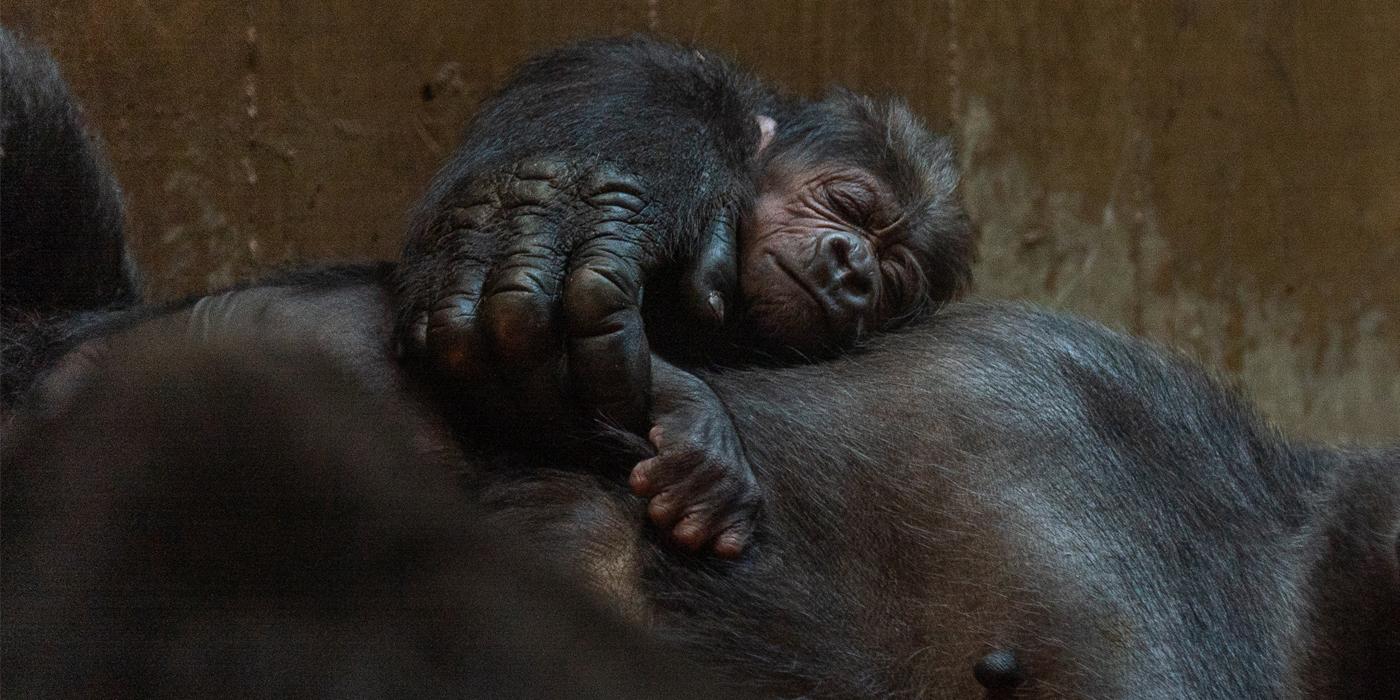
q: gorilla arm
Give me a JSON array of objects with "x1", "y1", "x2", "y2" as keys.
[{"x1": 395, "y1": 37, "x2": 773, "y2": 429}]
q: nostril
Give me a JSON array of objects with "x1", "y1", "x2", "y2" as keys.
[
  {"x1": 821, "y1": 232, "x2": 874, "y2": 300},
  {"x1": 824, "y1": 230, "x2": 872, "y2": 270},
  {"x1": 827, "y1": 233, "x2": 854, "y2": 266},
  {"x1": 841, "y1": 269, "x2": 873, "y2": 297}
]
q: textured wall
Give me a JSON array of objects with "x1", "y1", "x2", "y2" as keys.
[{"x1": 7, "y1": 1, "x2": 1397, "y2": 442}]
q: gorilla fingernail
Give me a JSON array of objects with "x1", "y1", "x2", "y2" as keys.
[{"x1": 707, "y1": 291, "x2": 725, "y2": 323}]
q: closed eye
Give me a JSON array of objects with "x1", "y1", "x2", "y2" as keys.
[{"x1": 825, "y1": 184, "x2": 875, "y2": 226}]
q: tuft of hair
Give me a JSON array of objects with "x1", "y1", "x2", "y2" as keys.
[
  {"x1": 0, "y1": 27, "x2": 139, "y2": 314},
  {"x1": 762, "y1": 89, "x2": 975, "y2": 328}
]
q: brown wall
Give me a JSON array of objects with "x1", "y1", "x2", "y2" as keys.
[{"x1": 7, "y1": 1, "x2": 1397, "y2": 442}]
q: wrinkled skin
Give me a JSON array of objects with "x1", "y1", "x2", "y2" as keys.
[
  {"x1": 740, "y1": 164, "x2": 896, "y2": 352},
  {"x1": 394, "y1": 37, "x2": 971, "y2": 555},
  {"x1": 394, "y1": 38, "x2": 769, "y2": 431}
]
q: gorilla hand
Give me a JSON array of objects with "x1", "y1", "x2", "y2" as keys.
[
  {"x1": 398, "y1": 157, "x2": 739, "y2": 430},
  {"x1": 628, "y1": 359, "x2": 761, "y2": 558}
]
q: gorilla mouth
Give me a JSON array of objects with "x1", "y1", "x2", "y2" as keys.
[
  {"x1": 764, "y1": 252, "x2": 847, "y2": 348},
  {"x1": 768, "y1": 252, "x2": 832, "y2": 322}
]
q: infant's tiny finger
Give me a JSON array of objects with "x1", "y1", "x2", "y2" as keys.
[
  {"x1": 630, "y1": 459, "x2": 657, "y2": 496},
  {"x1": 672, "y1": 511, "x2": 713, "y2": 551},
  {"x1": 648, "y1": 491, "x2": 682, "y2": 528},
  {"x1": 648, "y1": 425, "x2": 664, "y2": 448},
  {"x1": 712, "y1": 523, "x2": 753, "y2": 559}
]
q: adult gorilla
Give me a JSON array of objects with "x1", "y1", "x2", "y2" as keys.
[
  {"x1": 6, "y1": 273, "x2": 1397, "y2": 698},
  {"x1": 3, "y1": 27, "x2": 1397, "y2": 699}
]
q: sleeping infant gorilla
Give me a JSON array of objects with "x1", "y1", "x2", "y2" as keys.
[
  {"x1": 631, "y1": 94, "x2": 971, "y2": 555},
  {"x1": 396, "y1": 37, "x2": 973, "y2": 556}
]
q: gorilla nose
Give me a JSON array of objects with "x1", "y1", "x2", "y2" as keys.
[{"x1": 820, "y1": 231, "x2": 875, "y2": 305}]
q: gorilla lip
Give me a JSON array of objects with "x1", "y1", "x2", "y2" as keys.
[{"x1": 767, "y1": 251, "x2": 840, "y2": 332}]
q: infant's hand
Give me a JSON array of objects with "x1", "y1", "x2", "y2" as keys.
[{"x1": 629, "y1": 416, "x2": 761, "y2": 559}]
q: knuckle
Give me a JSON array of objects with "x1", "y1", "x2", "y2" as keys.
[
  {"x1": 446, "y1": 203, "x2": 494, "y2": 230},
  {"x1": 501, "y1": 177, "x2": 559, "y2": 210},
  {"x1": 499, "y1": 158, "x2": 572, "y2": 211},
  {"x1": 583, "y1": 165, "x2": 650, "y2": 219},
  {"x1": 480, "y1": 289, "x2": 554, "y2": 359},
  {"x1": 464, "y1": 177, "x2": 496, "y2": 201},
  {"x1": 514, "y1": 156, "x2": 570, "y2": 182},
  {"x1": 427, "y1": 293, "x2": 478, "y2": 333},
  {"x1": 583, "y1": 162, "x2": 642, "y2": 195},
  {"x1": 489, "y1": 260, "x2": 554, "y2": 297},
  {"x1": 563, "y1": 266, "x2": 637, "y2": 331},
  {"x1": 587, "y1": 189, "x2": 647, "y2": 218}
]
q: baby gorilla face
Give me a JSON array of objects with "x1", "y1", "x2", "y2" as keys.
[{"x1": 739, "y1": 163, "x2": 895, "y2": 355}]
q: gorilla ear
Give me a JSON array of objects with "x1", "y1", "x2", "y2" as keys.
[{"x1": 755, "y1": 114, "x2": 776, "y2": 155}]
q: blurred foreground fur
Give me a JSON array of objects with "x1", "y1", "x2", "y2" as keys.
[{"x1": 0, "y1": 332, "x2": 725, "y2": 698}]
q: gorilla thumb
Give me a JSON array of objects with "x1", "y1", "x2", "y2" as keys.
[{"x1": 682, "y1": 207, "x2": 739, "y2": 328}]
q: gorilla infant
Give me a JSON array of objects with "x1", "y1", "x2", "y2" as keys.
[{"x1": 396, "y1": 36, "x2": 972, "y2": 555}]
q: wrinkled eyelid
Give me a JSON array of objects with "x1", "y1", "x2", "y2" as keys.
[{"x1": 827, "y1": 186, "x2": 872, "y2": 224}]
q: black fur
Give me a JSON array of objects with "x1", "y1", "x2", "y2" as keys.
[
  {"x1": 390, "y1": 36, "x2": 973, "y2": 554},
  {"x1": 0, "y1": 27, "x2": 137, "y2": 311},
  {"x1": 1, "y1": 332, "x2": 732, "y2": 698},
  {"x1": 393, "y1": 36, "x2": 972, "y2": 427},
  {"x1": 0, "y1": 27, "x2": 140, "y2": 403}
]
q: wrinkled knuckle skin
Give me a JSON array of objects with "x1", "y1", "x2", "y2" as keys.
[
  {"x1": 563, "y1": 266, "x2": 636, "y2": 337},
  {"x1": 514, "y1": 155, "x2": 572, "y2": 183},
  {"x1": 426, "y1": 293, "x2": 478, "y2": 337},
  {"x1": 421, "y1": 293, "x2": 480, "y2": 372},
  {"x1": 583, "y1": 163, "x2": 644, "y2": 199},
  {"x1": 489, "y1": 259, "x2": 557, "y2": 298},
  {"x1": 444, "y1": 202, "x2": 494, "y2": 231},
  {"x1": 582, "y1": 163, "x2": 654, "y2": 227}
]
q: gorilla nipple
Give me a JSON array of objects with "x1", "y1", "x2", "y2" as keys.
[{"x1": 973, "y1": 649, "x2": 1027, "y2": 690}]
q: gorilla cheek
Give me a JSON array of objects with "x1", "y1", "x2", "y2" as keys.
[{"x1": 739, "y1": 248, "x2": 828, "y2": 351}]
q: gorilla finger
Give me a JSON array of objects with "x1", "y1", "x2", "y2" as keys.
[
  {"x1": 681, "y1": 207, "x2": 739, "y2": 327},
  {"x1": 424, "y1": 268, "x2": 490, "y2": 384},
  {"x1": 563, "y1": 242, "x2": 650, "y2": 429},
  {"x1": 711, "y1": 516, "x2": 757, "y2": 559},
  {"x1": 479, "y1": 242, "x2": 566, "y2": 369},
  {"x1": 647, "y1": 490, "x2": 685, "y2": 529},
  {"x1": 630, "y1": 457, "x2": 659, "y2": 496},
  {"x1": 672, "y1": 507, "x2": 732, "y2": 552}
]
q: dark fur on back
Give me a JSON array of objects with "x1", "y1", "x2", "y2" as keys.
[
  {"x1": 3, "y1": 269, "x2": 1395, "y2": 698},
  {"x1": 404, "y1": 298, "x2": 1396, "y2": 698}
]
